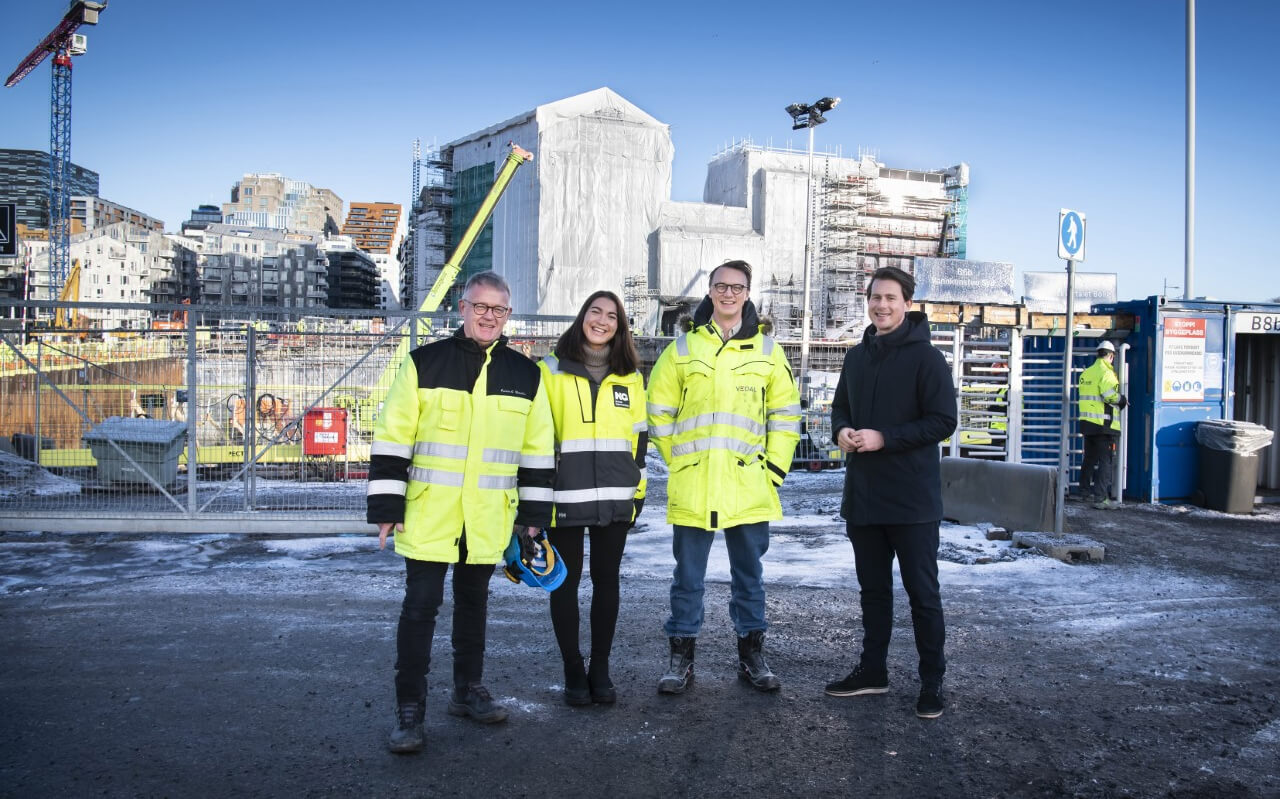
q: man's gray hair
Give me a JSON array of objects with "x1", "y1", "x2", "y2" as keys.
[{"x1": 463, "y1": 270, "x2": 511, "y2": 298}]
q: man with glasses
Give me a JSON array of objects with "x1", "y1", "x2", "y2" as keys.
[
  {"x1": 367, "y1": 270, "x2": 555, "y2": 754},
  {"x1": 647, "y1": 260, "x2": 802, "y2": 694}
]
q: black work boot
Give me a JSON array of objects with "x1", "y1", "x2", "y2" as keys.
[
  {"x1": 387, "y1": 699, "x2": 425, "y2": 754},
  {"x1": 737, "y1": 630, "x2": 781, "y2": 692},
  {"x1": 447, "y1": 683, "x2": 508, "y2": 724},
  {"x1": 916, "y1": 680, "x2": 945, "y2": 719},
  {"x1": 587, "y1": 656, "x2": 616, "y2": 704},
  {"x1": 657, "y1": 636, "x2": 695, "y2": 695},
  {"x1": 563, "y1": 655, "x2": 591, "y2": 707}
]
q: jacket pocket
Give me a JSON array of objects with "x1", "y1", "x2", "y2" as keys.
[
  {"x1": 668, "y1": 459, "x2": 700, "y2": 513},
  {"x1": 438, "y1": 392, "x2": 462, "y2": 431}
]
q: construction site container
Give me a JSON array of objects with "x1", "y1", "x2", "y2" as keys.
[{"x1": 82, "y1": 417, "x2": 186, "y2": 488}]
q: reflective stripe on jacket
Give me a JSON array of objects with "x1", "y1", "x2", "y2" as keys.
[
  {"x1": 539, "y1": 355, "x2": 648, "y2": 528},
  {"x1": 647, "y1": 310, "x2": 801, "y2": 530},
  {"x1": 1078, "y1": 358, "x2": 1121, "y2": 433},
  {"x1": 366, "y1": 333, "x2": 555, "y2": 564}
]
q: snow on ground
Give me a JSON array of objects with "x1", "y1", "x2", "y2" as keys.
[
  {"x1": 3, "y1": 452, "x2": 1273, "y2": 600},
  {"x1": 0, "y1": 450, "x2": 81, "y2": 501}
]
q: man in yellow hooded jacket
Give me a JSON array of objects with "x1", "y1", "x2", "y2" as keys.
[
  {"x1": 367, "y1": 271, "x2": 555, "y2": 754},
  {"x1": 647, "y1": 260, "x2": 801, "y2": 694}
]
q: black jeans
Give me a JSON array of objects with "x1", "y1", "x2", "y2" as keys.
[
  {"x1": 847, "y1": 521, "x2": 946, "y2": 684},
  {"x1": 393, "y1": 555, "x2": 494, "y2": 703},
  {"x1": 1080, "y1": 432, "x2": 1117, "y2": 499},
  {"x1": 546, "y1": 521, "x2": 628, "y2": 663}
]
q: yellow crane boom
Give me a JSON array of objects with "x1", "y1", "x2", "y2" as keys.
[{"x1": 375, "y1": 142, "x2": 533, "y2": 393}]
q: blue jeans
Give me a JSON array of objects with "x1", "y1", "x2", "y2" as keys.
[{"x1": 664, "y1": 522, "x2": 770, "y2": 638}]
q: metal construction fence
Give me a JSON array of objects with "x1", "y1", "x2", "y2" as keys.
[{"x1": 0, "y1": 300, "x2": 1103, "y2": 532}]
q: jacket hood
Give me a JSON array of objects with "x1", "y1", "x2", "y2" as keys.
[
  {"x1": 862, "y1": 310, "x2": 932, "y2": 349},
  {"x1": 688, "y1": 295, "x2": 761, "y2": 341}
]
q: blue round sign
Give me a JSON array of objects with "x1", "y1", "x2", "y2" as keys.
[{"x1": 1060, "y1": 211, "x2": 1083, "y2": 256}]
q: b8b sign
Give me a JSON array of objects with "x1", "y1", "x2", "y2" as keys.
[{"x1": 1235, "y1": 312, "x2": 1280, "y2": 334}]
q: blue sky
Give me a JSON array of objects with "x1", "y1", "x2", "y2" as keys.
[{"x1": 3, "y1": 0, "x2": 1277, "y2": 303}]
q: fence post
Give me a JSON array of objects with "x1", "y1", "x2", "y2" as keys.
[
  {"x1": 245, "y1": 325, "x2": 256, "y2": 510},
  {"x1": 186, "y1": 305, "x2": 198, "y2": 515},
  {"x1": 33, "y1": 337, "x2": 43, "y2": 465}
]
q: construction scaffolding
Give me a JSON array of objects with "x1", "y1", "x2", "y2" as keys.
[
  {"x1": 816, "y1": 158, "x2": 968, "y2": 337},
  {"x1": 411, "y1": 145, "x2": 453, "y2": 311}
]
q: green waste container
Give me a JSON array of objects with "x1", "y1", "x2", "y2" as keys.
[
  {"x1": 1195, "y1": 420, "x2": 1273, "y2": 514},
  {"x1": 82, "y1": 417, "x2": 187, "y2": 488}
]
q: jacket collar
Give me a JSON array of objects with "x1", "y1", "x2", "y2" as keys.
[
  {"x1": 451, "y1": 326, "x2": 507, "y2": 353},
  {"x1": 863, "y1": 310, "x2": 930, "y2": 350}
]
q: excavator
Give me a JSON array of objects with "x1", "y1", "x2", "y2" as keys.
[{"x1": 43, "y1": 259, "x2": 89, "y2": 340}]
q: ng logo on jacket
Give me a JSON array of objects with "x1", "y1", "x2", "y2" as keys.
[{"x1": 612, "y1": 386, "x2": 630, "y2": 408}]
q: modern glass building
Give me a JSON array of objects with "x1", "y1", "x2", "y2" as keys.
[{"x1": 0, "y1": 148, "x2": 100, "y2": 229}]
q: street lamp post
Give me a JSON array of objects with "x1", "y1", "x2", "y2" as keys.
[{"x1": 785, "y1": 96, "x2": 840, "y2": 401}]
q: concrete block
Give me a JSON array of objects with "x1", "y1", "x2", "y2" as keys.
[
  {"x1": 941, "y1": 456, "x2": 1057, "y2": 532},
  {"x1": 1012, "y1": 531, "x2": 1106, "y2": 563}
]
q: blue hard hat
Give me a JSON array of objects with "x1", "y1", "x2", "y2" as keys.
[{"x1": 502, "y1": 529, "x2": 566, "y2": 592}]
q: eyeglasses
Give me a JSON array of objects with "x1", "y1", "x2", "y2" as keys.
[
  {"x1": 711, "y1": 282, "x2": 747, "y2": 296},
  {"x1": 462, "y1": 300, "x2": 511, "y2": 319}
]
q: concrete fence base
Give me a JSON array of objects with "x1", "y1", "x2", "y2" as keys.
[{"x1": 941, "y1": 456, "x2": 1057, "y2": 532}]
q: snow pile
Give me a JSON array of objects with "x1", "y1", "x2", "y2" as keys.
[{"x1": 0, "y1": 450, "x2": 81, "y2": 502}]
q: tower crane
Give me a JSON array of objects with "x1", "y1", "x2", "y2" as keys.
[{"x1": 5, "y1": 1, "x2": 108, "y2": 302}]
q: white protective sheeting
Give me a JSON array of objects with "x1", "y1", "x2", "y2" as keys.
[{"x1": 447, "y1": 88, "x2": 673, "y2": 318}]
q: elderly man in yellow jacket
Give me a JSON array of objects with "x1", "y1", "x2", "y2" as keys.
[
  {"x1": 647, "y1": 260, "x2": 801, "y2": 694},
  {"x1": 367, "y1": 271, "x2": 555, "y2": 754}
]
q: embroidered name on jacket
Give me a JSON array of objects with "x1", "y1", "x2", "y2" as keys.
[{"x1": 612, "y1": 386, "x2": 630, "y2": 408}]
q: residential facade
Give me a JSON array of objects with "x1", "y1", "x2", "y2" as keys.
[{"x1": 221, "y1": 173, "x2": 343, "y2": 235}]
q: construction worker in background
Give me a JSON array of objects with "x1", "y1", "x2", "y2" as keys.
[
  {"x1": 366, "y1": 270, "x2": 555, "y2": 755},
  {"x1": 1077, "y1": 340, "x2": 1126, "y2": 510},
  {"x1": 647, "y1": 259, "x2": 801, "y2": 695}
]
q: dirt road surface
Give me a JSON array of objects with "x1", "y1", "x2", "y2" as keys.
[{"x1": 2, "y1": 473, "x2": 1277, "y2": 798}]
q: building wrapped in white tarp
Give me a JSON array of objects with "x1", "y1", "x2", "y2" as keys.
[
  {"x1": 424, "y1": 87, "x2": 673, "y2": 319},
  {"x1": 415, "y1": 88, "x2": 969, "y2": 337}
]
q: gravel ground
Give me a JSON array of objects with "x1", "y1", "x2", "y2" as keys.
[{"x1": 1, "y1": 473, "x2": 1277, "y2": 798}]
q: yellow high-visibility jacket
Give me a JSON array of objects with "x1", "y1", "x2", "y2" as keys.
[
  {"x1": 647, "y1": 301, "x2": 801, "y2": 530},
  {"x1": 539, "y1": 355, "x2": 647, "y2": 528},
  {"x1": 366, "y1": 331, "x2": 555, "y2": 564},
  {"x1": 1078, "y1": 358, "x2": 1121, "y2": 434}
]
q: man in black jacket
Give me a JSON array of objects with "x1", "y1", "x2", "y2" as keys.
[{"x1": 824, "y1": 266, "x2": 957, "y2": 719}]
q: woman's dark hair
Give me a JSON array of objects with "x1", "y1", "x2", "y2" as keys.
[
  {"x1": 866, "y1": 266, "x2": 916, "y2": 302},
  {"x1": 554, "y1": 290, "x2": 639, "y2": 375}
]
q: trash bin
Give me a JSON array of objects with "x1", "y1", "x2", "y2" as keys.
[
  {"x1": 81, "y1": 417, "x2": 188, "y2": 488},
  {"x1": 10, "y1": 433, "x2": 55, "y2": 462},
  {"x1": 1194, "y1": 420, "x2": 1274, "y2": 513}
]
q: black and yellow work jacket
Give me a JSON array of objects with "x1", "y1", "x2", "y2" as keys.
[
  {"x1": 366, "y1": 330, "x2": 555, "y2": 564},
  {"x1": 538, "y1": 355, "x2": 647, "y2": 528}
]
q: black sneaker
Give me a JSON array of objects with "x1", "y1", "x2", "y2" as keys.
[
  {"x1": 447, "y1": 683, "x2": 508, "y2": 724},
  {"x1": 824, "y1": 664, "x2": 889, "y2": 697},
  {"x1": 387, "y1": 699, "x2": 425, "y2": 754},
  {"x1": 916, "y1": 682, "x2": 944, "y2": 719}
]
